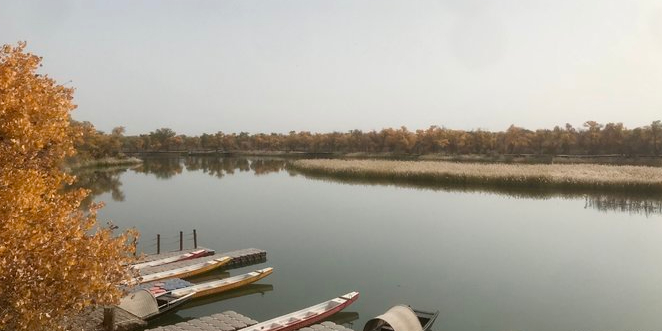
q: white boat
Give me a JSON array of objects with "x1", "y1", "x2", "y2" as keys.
[
  {"x1": 129, "y1": 256, "x2": 231, "y2": 285},
  {"x1": 237, "y1": 291, "x2": 359, "y2": 331},
  {"x1": 131, "y1": 249, "x2": 214, "y2": 270},
  {"x1": 363, "y1": 305, "x2": 439, "y2": 331},
  {"x1": 118, "y1": 289, "x2": 194, "y2": 320}
]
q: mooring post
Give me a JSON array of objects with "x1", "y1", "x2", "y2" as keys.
[
  {"x1": 179, "y1": 231, "x2": 183, "y2": 251},
  {"x1": 193, "y1": 229, "x2": 198, "y2": 249},
  {"x1": 103, "y1": 306, "x2": 115, "y2": 331},
  {"x1": 157, "y1": 234, "x2": 161, "y2": 255}
]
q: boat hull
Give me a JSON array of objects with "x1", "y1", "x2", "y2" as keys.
[
  {"x1": 174, "y1": 258, "x2": 229, "y2": 279},
  {"x1": 191, "y1": 268, "x2": 273, "y2": 298},
  {"x1": 133, "y1": 257, "x2": 231, "y2": 284},
  {"x1": 239, "y1": 292, "x2": 359, "y2": 331},
  {"x1": 276, "y1": 296, "x2": 355, "y2": 331},
  {"x1": 131, "y1": 249, "x2": 214, "y2": 269}
]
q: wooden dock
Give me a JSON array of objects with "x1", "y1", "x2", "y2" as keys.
[
  {"x1": 300, "y1": 322, "x2": 355, "y2": 331},
  {"x1": 144, "y1": 312, "x2": 353, "y2": 331},
  {"x1": 65, "y1": 307, "x2": 146, "y2": 331},
  {"x1": 146, "y1": 311, "x2": 257, "y2": 331},
  {"x1": 139, "y1": 248, "x2": 267, "y2": 277},
  {"x1": 69, "y1": 248, "x2": 268, "y2": 331}
]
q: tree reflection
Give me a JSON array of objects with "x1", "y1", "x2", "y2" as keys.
[
  {"x1": 133, "y1": 157, "x2": 184, "y2": 179},
  {"x1": 584, "y1": 195, "x2": 662, "y2": 216},
  {"x1": 250, "y1": 159, "x2": 288, "y2": 175},
  {"x1": 68, "y1": 167, "x2": 127, "y2": 207},
  {"x1": 183, "y1": 157, "x2": 251, "y2": 178},
  {"x1": 70, "y1": 157, "x2": 288, "y2": 206}
]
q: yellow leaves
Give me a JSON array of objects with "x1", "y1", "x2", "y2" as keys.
[{"x1": 0, "y1": 43, "x2": 139, "y2": 331}]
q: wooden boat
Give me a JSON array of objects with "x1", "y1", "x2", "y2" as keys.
[
  {"x1": 170, "y1": 267, "x2": 274, "y2": 299},
  {"x1": 363, "y1": 305, "x2": 439, "y2": 331},
  {"x1": 129, "y1": 256, "x2": 231, "y2": 285},
  {"x1": 237, "y1": 291, "x2": 359, "y2": 331},
  {"x1": 118, "y1": 289, "x2": 194, "y2": 320},
  {"x1": 131, "y1": 249, "x2": 214, "y2": 270},
  {"x1": 413, "y1": 309, "x2": 439, "y2": 331}
]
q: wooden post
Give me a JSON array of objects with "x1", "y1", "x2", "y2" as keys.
[
  {"x1": 103, "y1": 307, "x2": 115, "y2": 331},
  {"x1": 179, "y1": 231, "x2": 183, "y2": 251},
  {"x1": 193, "y1": 229, "x2": 197, "y2": 249},
  {"x1": 157, "y1": 234, "x2": 160, "y2": 255}
]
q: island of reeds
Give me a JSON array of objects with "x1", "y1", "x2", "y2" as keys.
[{"x1": 290, "y1": 159, "x2": 662, "y2": 193}]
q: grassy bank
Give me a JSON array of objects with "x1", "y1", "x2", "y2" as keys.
[
  {"x1": 418, "y1": 154, "x2": 662, "y2": 166},
  {"x1": 290, "y1": 159, "x2": 662, "y2": 193}
]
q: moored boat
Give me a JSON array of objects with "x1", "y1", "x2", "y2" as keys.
[
  {"x1": 131, "y1": 248, "x2": 214, "y2": 270},
  {"x1": 129, "y1": 256, "x2": 231, "y2": 285},
  {"x1": 118, "y1": 289, "x2": 194, "y2": 320},
  {"x1": 237, "y1": 291, "x2": 359, "y2": 331},
  {"x1": 363, "y1": 305, "x2": 439, "y2": 331},
  {"x1": 170, "y1": 267, "x2": 274, "y2": 299}
]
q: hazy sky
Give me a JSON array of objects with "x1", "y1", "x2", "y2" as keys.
[{"x1": 2, "y1": 0, "x2": 662, "y2": 135}]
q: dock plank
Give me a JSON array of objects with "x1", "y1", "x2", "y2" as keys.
[
  {"x1": 145, "y1": 314, "x2": 353, "y2": 331},
  {"x1": 146, "y1": 311, "x2": 258, "y2": 331},
  {"x1": 65, "y1": 306, "x2": 146, "y2": 331}
]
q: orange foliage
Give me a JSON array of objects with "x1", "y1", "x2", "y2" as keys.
[{"x1": 0, "y1": 43, "x2": 138, "y2": 330}]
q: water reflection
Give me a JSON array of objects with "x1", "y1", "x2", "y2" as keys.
[
  {"x1": 585, "y1": 195, "x2": 662, "y2": 216},
  {"x1": 326, "y1": 311, "x2": 360, "y2": 328},
  {"x1": 292, "y1": 168, "x2": 662, "y2": 217},
  {"x1": 71, "y1": 157, "x2": 662, "y2": 216},
  {"x1": 69, "y1": 166, "x2": 130, "y2": 207},
  {"x1": 184, "y1": 157, "x2": 251, "y2": 178},
  {"x1": 177, "y1": 284, "x2": 274, "y2": 310},
  {"x1": 134, "y1": 157, "x2": 184, "y2": 179}
]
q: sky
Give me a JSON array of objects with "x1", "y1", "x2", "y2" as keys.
[{"x1": 1, "y1": 0, "x2": 662, "y2": 135}]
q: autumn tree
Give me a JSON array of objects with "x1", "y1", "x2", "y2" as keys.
[
  {"x1": 651, "y1": 120, "x2": 662, "y2": 155},
  {"x1": 504, "y1": 125, "x2": 531, "y2": 154},
  {"x1": 582, "y1": 120, "x2": 603, "y2": 153},
  {"x1": 0, "y1": 43, "x2": 137, "y2": 330},
  {"x1": 149, "y1": 127, "x2": 177, "y2": 150}
]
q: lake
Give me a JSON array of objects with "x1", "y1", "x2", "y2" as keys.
[{"x1": 76, "y1": 157, "x2": 662, "y2": 331}]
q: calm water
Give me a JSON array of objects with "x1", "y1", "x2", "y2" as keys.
[{"x1": 77, "y1": 157, "x2": 662, "y2": 331}]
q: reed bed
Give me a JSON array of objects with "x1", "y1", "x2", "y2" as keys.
[{"x1": 290, "y1": 159, "x2": 662, "y2": 193}]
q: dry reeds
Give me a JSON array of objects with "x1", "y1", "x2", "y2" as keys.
[{"x1": 290, "y1": 159, "x2": 662, "y2": 193}]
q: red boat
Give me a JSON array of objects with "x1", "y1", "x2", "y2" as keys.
[{"x1": 237, "y1": 291, "x2": 359, "y2": 331}]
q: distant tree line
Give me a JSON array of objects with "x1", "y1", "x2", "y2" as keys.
[{"x1": 72, "y1": 120, "x2": 662, "y2": 159}]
